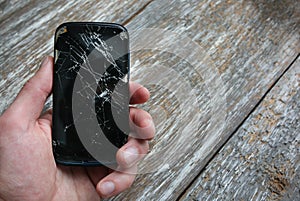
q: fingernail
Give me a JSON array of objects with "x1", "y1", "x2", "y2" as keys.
[
  {"x1": 41, "y1": 56, "x2": 49, "y2": 67},
  {"x1": 123, "y1": 147, "x2": 139, "y2": 165},
  {"x1": 100, "y1": 181, "x2": 115, "y2": 196}
]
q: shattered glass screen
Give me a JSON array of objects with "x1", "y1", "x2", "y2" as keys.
[{"x1": 52, "y1": 22, "x2": 129, "y2": 166}]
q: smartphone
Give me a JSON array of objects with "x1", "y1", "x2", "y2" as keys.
[{"x1": 52, "y1": 22, "x2": 129, "y2": 166}]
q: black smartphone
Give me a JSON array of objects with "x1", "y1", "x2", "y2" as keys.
[{"x1": 52, "y1": 22, "x2": 129, "y2": 166}]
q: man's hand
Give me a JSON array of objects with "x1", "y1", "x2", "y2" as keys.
[{"x1": 0, "y1": 56, "x2": 155, "y2": 201}]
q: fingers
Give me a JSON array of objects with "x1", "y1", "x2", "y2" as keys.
[
  {"x1": 90, "y1": 137, "x2": 149, "y2": 198},
  {"x1": 95, "y1": 105, "x2": 155, "y2": 198},
  {"x1": 96, "y1": 166, "x2": 137, "y2": 199},
  {"x1": 96, "y1": 138, "x2": 148, "y2": 198},
  {"x1": 86, "y1": 166, "x2": 109, "y2": 187},
  {"x1": 129, "y1": 107, "x2": 155, "y2": 140},
  {"x1": 5, "y1": 56, "x2": 53, "y2": 125},
  {"x1": 116, "y1": 137, "x2": 149, "y2": 169},
  {"x1": 129, "y1": 81, "x2": 150, "y2": 104},
  {"x1": 114, "y1": 104, "x2": 155, "y2": 169}
]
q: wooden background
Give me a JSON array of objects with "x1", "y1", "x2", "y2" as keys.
[{"x1": 0, "y1": 0, "x2": 299, "y2": 200}]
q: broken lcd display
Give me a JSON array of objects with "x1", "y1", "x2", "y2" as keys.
[{"x1": 52, "y1": 22, "x2": 129, "y2": 166}]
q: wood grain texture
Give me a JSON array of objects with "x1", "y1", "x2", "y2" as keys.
[
  {"x1": 0, "y1": 0, "x2": 152, "y2": 113},
  {"x1": 180, "y1": 57, "x2": 300, "y2": 201},
  {"x1": 108, "y1": 0, "x2": 299, "y2": 200},
  {"x1": 0, "y1": 0, "x2": 299, "y2": 200}
]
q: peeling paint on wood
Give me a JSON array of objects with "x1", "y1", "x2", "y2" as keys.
[{"x1": 180, "y1": 58, "x2": 300, "y2": 201}]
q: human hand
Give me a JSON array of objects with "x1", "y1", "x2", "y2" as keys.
[{"x1": 0, "y1": 56, "x2": 155, "y2": 201}]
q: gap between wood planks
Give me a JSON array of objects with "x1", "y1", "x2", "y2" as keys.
[
  {"x1": 177, "y1": 53, "x2": 300, "y2": 201},
  {"x1": 122, "y1": 0, "x2": 154, "y2": 26}
]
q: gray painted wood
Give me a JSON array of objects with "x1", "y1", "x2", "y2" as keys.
[
  {"x1": 180, "y1": 57, "x2": 300, "y2": 201},
  {"x1": 0, "y1": 0, "x2": 299, "y2": 200},
  {"x1": 108, "y1": 0, "x2": 299, "y2": 200}
]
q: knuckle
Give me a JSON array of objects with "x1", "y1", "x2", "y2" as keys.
[
  {"x1": 123, "y1": 176, "x2": 135, "y2": 189},
  {"x1": 23, "y1": 78, "x2": 35, "y2": 91},
  {"x1": 23, "y1": 78, "x2": 49, "y2": 99}
]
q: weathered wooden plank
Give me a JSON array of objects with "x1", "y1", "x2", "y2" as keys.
[
  {"x1": 0, "y1": 0, "x2": 31, "y2": 21},
  {"x1": 0, "y1": 0, "x2": 152, "y2": 113},
  {"x1": 180, "y1": 57, "x2": 300, "y2": 201},
  {"x1": 107, "y1": 0, "x2": 299, "y2": 200},
  {"x1": 0, "y1": 0, "x2": 299, "y2": 200}
]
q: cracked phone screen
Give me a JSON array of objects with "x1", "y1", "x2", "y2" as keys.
[{"x1": 52, "y1": 22, "x2": 129, "y2": 166}]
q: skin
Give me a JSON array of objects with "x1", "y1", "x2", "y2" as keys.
[{"x1": 0, "y1": 56, "x2": 155, "y2": 201}]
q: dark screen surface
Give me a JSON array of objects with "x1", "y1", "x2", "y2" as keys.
[{"x1": 52, "y1": 22, "x2": 129, "y2": 166}]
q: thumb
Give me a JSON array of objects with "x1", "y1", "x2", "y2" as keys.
[{"x1": 5, "y1": 56, "x2": 53, "y2": 125}]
